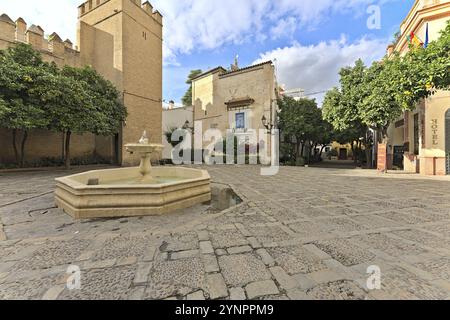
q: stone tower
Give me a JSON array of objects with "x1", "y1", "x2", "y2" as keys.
[{"x1": 77, "y1": 0, "x2": 163, "y2": 165}]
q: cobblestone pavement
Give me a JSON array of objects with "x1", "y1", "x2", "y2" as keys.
[{"x1": 0, "y1": 166, "x2": 449, "y2": 300}]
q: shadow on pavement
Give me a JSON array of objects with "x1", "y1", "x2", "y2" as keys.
[{"x1": 308, "y1": 160, "x2": 359, "y2": 169}]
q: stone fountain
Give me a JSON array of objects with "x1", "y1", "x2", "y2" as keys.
[
  {"x1": 55, "y1": 131, "x2": 211, "y2": 219},
  {"x1": 125, "y1": 131, "x2": 163, "y2": 183}
]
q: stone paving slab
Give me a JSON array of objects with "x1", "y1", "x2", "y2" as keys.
[{"x1": 1, "y1": 165, "x2": 450, "y2": 300}]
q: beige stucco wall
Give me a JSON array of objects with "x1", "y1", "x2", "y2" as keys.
[
  {"x1": 162, "y1": 107, "x2": 194, "y2": 159},
  {"x1": 396, "y1": 0, "x2": 450, "y2": 54},
  {"x1": 79, "y1": 0, "x2": 163, "y2": 165},
  {"x1": 0, "y1": 128, "x2": 99, "y2": 164},
  {"x1": 0, "y1": 0, "x2": 163, "y2": 166},
  {"x1": 422, "y1": 91, "x2": 450, "y2": 158},
  {"x1": 193, "y1": 73, "x2": 216, "y2": 128},
  {"x1": 216, "y1": 64, "x2": 275, "y2": 133},
  {"x1": 192, "y1": 63, "x2": 276, "y2": 152},
  {"x1": 387, "y1": 0, "x2": 450, "y2": 175}
]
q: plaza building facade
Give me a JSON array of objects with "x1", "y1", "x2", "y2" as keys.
[
  {"x1": 386, "y1": 0, "x2": 450, "y2": 175},
  {"x1": 191, "y1": 61, "x2": 278, "y2": 158},
  {"x1": 162, "y1": 105, "x2": 194, "y2": 160},
  {"x1": 0, "y1": 0, "x2": 163, "y2": 166}
]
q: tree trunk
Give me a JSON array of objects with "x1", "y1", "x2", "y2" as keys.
[
  {"x1": 381, "y1": 126, "x2": 389, "y2": 144},
  {"x1": 295, "y1": 141, "x2": 301, "y2": 162},
  {"x1": 312, "y1": 143, "x2": 318, "y2": 161},
  {"x1": 357, "y1": 141, "x2": 362, "y2": 166},
  {"x1": 359, "y1": 141, "x2": 363, "y2": 160},
  {"x1": 351, "y1": 141, "x2": 357, "y2": 164},
  {"x1": 365, "y1": 147, "x2": 371, "y2": 169},
  {"x1": 300, "y1": 142, "x2": 304, "y2": 160},
  {"x1": 19, "y1": 131, "x2": 28, "y2": 167},
  {"x1": 318, "y1": 145, "x2": 325, "y2": 162},
  {"x1": 61, "y1": 131, "x2": 66, "y2": 162},
  {"x1": 12, "y1": 129, "x2": 19, "y2": 165},
  {"x1": 307, "y1": 142, "x2": 312, "y2": 164},
  {"x1": 65, "y1": 130, "x2": 72, "y2": 170}
]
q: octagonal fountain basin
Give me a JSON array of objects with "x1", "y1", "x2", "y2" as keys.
[{"x1": 55, "y1": 166, "x2": 211, "y2": 219}]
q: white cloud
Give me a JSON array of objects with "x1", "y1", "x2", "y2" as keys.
[
  {"x1": 151, "y1": 0, "x2": 394, "y2": 64},
  {"x1": 0, "y1": 0, "x2": 79, "y2": 42},
  {"x1": 270, "y1": 17, "x2": 298, "y2": 40},
  {"x1": 254, "y1": 35, "x2": 388, "y2": 105},
  {"x1": 1, "y1": 0, "x2": 395, "y2": 66}
]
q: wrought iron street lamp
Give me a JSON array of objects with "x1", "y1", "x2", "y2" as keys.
[{"x1": 262, "y1": 115, "x2": 275, "y2": 133}]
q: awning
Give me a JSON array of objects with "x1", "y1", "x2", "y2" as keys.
[{"x1": 225, "y1": 96, "x2": 255, "y2": 110}]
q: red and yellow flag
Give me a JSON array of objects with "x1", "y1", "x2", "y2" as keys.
[{"x1": 407, "y1": 32, "x2": 423, "y2": 47}]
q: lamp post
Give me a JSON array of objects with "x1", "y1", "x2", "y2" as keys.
[
  {"x1": 261, "y1": 115, "x2": 275, "y2": 133},
  {"x1": 182, "y1": 120, "x2": 190, "y2": 130},
  {"x1": 262, "y1": 98, "x2": 278, "y2": 134}
]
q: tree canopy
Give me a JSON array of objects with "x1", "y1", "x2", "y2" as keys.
[
  {"x1": 0, "y1": 43, "x2": 126, "y2": 168},
  {"x1": 181, "y1": 69, "x2": 202, "y2": 107},
  {"x1": 324, "y1": 20, "x2": 450, "y2": 132},
  {"x1": 322, "y1": 20, "x2": 450, "y2": 168},
  {"x1": 0, "y1": 44, "x2": 53, "y2": 166},
  {"x1": 278, "y1": 96, "x2": 332, "y2": 164}
]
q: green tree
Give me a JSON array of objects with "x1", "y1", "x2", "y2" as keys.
[
  {"x1": 387, "y1": 21, "x2": 450, "y2": 110},
  {"x1": 181, "y1": 69, "x2": 202, "y2": 107},
  {"x1": 322, "y1": 60, "x2": 375, "y2": 168},
  {"x1": 45, "y1": 66, "x2": 127, "y2": 169},
  {"x1": 360, "y1": 60, "x2": 403, "y2": 139},
  {"x1": 0, "y1": 44, "x2": 51, "y2": 166},
  {"x1": 325, "y1": 21, "x2": 450, "y2": 168},
  {"x1": 332, "y1": 124, "x2": 367, "y2": 165},
  {"x1": 61, "y1": 66, "x2": 126, "y2": 137},
  {"x1": 278, "y1": 96, "x2": 332, "y2": 164},
  {"x1": 34, "y1": 72, "x2": 92, "y2": 169},
  {"x1": 0, "y1": 44, "x2": 126, "y2": 169}
]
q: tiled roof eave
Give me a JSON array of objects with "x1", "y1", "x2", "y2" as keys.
[{"x1": 219, "y1": 61, "x2": 272, "y2": 77}]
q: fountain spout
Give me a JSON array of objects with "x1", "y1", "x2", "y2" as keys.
[
  {"x1": 139, "y1": 131, "x2": 149, "y2": 144},
  {"x1": 125, "y1": 131, "x2": 163, "y2": 183}
]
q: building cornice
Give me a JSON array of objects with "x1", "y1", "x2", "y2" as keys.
[
  {"x1": 191, "y1": 67, "x2": 227, "y2": 82},
  {"x1": 394, "y1": 1, "x2": 450, "y2": 52},
  {"x1": 219, "y1": 61, "x2": 272, "y2": 78}
]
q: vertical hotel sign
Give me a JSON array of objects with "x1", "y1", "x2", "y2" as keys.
[{"x1": 431, "y1": 119, "x2": 439, "y2": 146}]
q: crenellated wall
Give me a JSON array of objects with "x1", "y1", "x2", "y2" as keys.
[
  {"x1": 78, "y1": 0, "x2": 162, "y2": 24},
  {"x1": 0, "y1": 0, "x2": 163, "y2": 167},
  {"x1": 0, "y1": 14, "x2": 83, "y2": 68}
]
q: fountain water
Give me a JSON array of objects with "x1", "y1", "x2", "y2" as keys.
[{"x1": 55, "y1": 132, "x2": 211, "y2": 219}]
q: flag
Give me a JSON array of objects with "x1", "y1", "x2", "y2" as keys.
[
  {"x1": 424, "y1": 23, "x2": 429, "y2": 48},
  {"x1": 407, "y1": 31, "x2": 423, "y2": 47}
]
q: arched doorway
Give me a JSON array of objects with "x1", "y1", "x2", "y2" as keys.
[{"x1": 446, "y1": 109, "x2": 450, "y2": 175}]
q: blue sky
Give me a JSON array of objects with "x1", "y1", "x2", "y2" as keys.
[
  {"x1": 159, "y1": 0, "x2": 415, "y2": 106},
  {"x1": 1, "y1": 0, "x2": 416, "y2": 106}
]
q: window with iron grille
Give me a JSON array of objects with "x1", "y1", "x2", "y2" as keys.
[{"x1": 236, "y1": 112, "x2": 245, "y2": 129}]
